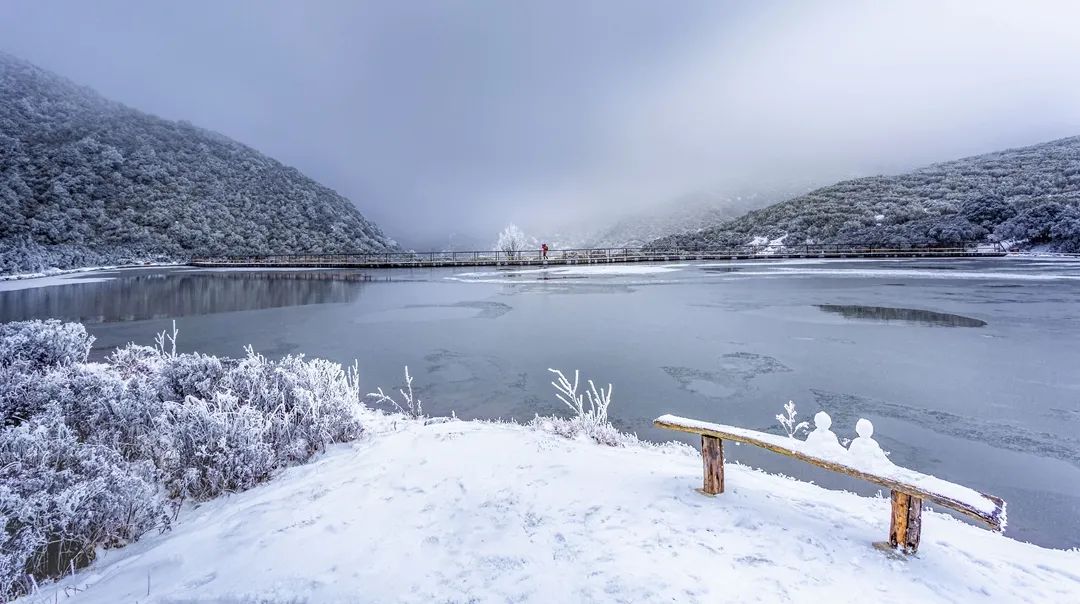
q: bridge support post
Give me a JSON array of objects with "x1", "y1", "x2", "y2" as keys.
[
  {"x1": 701, "y1": 435, "x2": 725, "y2": 495},
  {"x1": 889, "y1": 491, "x2": 923, "y2": 553}
]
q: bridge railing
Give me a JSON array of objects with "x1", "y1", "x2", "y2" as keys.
[{"x1": 190, "y1": 241, "x2": 1003, "y2": 266}]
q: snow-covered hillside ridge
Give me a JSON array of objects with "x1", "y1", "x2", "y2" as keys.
[
  {"x1": 0, "y1": 52, "x2": 397, "y2": 276},
  {"x1": 646, "y1": 135, "x2": 1080, "y2": 252},
  {"x1": 21, "y1": 420, "x2": 1080, "y2": 604},
  {"x1": 545, "y1": 188, "x2": 804, "y2": 249}
]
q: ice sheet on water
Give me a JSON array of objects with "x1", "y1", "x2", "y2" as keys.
[
  {"x1": 664, "y1": 353, "x2": 792, "y2": 400},
  {"x1": 725, "y1": 268, "x2": 1080, "y2": 281}
]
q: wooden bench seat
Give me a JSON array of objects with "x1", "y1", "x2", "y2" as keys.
[{"x1": 654, "y1": 414, "x2": 1006, "y2": 553}]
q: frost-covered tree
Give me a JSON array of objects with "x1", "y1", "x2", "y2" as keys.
[{"x1": 496, "y1": 223, "x2": 529, "y2": 259}]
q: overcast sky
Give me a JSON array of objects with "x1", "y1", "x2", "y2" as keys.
[{"x1": 3, "y1": 0, "x2": 1080, "y2": 247}]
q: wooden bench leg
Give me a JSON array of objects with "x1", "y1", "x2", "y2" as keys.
[
  {"x1": 701, "y1": 435, "x2": 724, "y2": 495},
  {"x1": 889, "y1": 491, "x2": 923, "y2": 553}
]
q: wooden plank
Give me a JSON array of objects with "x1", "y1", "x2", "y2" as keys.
[
  {"x1": 890, "y1": 491, "x2": 910, "y2": 550},
  {"x1": 889, "y1": 491, "x2": 923, "y2": 553},
  {"x1": 653, "y1": 415, "x2": 1004, "y2": 530},
  {"x1": 701, "y1": 435, "x2": 724, "y2": 495}
]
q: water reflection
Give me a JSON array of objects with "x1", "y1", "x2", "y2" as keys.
[
  {"x1": 817, "y1": 304, "x2": 987, "y2": 327},
  {"x1": 0, "y1": 270, "x2": 370, "y2": 323}
]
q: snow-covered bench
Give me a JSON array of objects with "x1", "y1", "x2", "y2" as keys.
[{"x1": 653, "y1": 414, "x2": 1006, "y2": 554}]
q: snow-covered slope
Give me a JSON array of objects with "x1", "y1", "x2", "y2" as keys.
[
  {"x1": 28, "y1": 419, "x2": 1080, "y2": 604},
  {"x1": 646, "y1": 136, "x2": 1080, "y2": 252},
  {"x1": 0, "y1": 52, "x2": 398, "y2": 275}
]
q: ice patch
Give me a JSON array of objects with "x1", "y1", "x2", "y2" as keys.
[
  {"x1": 0, "y1": 273, "x2": 114, "y2": 292},
  {"x1": 725, "y1": 268, "x2": 1080, "y2": 281}
]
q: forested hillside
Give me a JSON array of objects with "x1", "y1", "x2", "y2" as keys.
[
  {"x1": 574, "y1": 190, "x2": 794, "y2": 249},
  {"x1": 542, "y1": 186, "x2": 810, "y2": 250},
  {"x1": 0, "y1": 52, "x2": 396, "y2": 275},
  {"x1": 646, "y1": 136, "x2": 1080, "y2": 252}
]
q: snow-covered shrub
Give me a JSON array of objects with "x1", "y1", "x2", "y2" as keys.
[
  {"x1": 529, "y1": 414, "x2": 636, "y2": 447},
  {"x1": 225, "y1": 349, "x2": 365, "y2": 465},
  {"x1": 106, "y1": 343, "x2": 164, "y2": 379},
  {"x1": 775, "y1": 401, "x2": 809, "y2": 439},
  {"x1": 0, "y1": 319, "x2": 93, "y2": 370},
  {"x1": 0, "y1": 405, "x2": 166, "y2": 600},
  {"x1": 0, "y1": 319, "x2": 373, "y2": 595},
  {"x1": 157, "y1": 352, "x2": 228, "y2": 402},
  {"x1": 152, "y1": 393, "x2": 275, "y2": 500},
  {"x1": 0, "y1": 365, "x2": 39, "y2": 426},
  {"x1": 531, "y1": 368, "x2": 630, "y2": 446},
  {"x1": 366, "y1": 366, "x2": 424, "y2": 418},
  {"x1": 549, "y1": 368, "x2": 612, "y2": 428}
]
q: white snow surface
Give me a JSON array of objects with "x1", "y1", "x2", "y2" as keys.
[{"x1": 25, "y1": 419, "x2": 1079, "y2": 604}]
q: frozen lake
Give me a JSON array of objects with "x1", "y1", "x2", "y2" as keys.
[{"x1": 2, "y1": 257, "x2": 1079, "y2": 548}]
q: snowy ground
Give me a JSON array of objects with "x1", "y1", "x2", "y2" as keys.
[{"x1": 25, "y1": 419, "x2": 1080, "y2": 604}]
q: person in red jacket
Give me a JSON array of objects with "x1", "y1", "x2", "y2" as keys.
[{"x1": 541, "y1": 242, "x2": 549, "y2": 260}]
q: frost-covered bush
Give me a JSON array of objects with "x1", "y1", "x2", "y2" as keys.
[
  {"x1": 366, "y1": 366, "x2": 424, "y2": 418},
  {"x1": 152, "y1": 393, "x2": 275, "y2": 500},
  {"x1": 0, "y1": 319, "x2": 93, "y2": 370},
  {"x1": 225, "y1": 349, "x2": 365, "y2": 465},
  {"x1": 529, "y1": 414, "x2": 636, "y2": 447},
  {"x1": 157, "y1": 352, "x2": 228, "y2": 402},
  {"x1": 0, "y1": 366, "x2": 39, "y2": 426},
  {"x1": 0, "y1": 319, "x2": 372, "y2": 597},
  {"x1": 530, "y1": 368, "x2": 631, "y2": 446},
  {"x1": 0, "y1": 405, "x2": 166, "y2": 601},
  {"x1": 776, "y1": 401, "x2": 809, "y2": 439}
]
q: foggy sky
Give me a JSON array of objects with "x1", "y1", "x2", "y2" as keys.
[{"x1": 2, "y1": 0, "x2": 1080, "y2": 248}]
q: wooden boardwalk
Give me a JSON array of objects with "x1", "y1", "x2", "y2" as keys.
[{"x1": 189, "y1": 244, "x2": 1006, "y2": 269}]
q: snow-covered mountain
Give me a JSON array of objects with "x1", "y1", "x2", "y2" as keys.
[
  {"x1": 646, "y1": 136, "x2": 1080, "y2": 252},
  {"x1": 541, "y1": 187, "x2": 812, "y2": 250},
  {"x1": 0, "y1": 52, "x2": 397, "y2": 275}
]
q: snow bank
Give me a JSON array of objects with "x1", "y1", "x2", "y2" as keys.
[{"x1": 25, "y1": 420, "x2": 1080, "y2": 604}]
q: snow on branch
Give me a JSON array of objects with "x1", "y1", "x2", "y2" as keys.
[
  {"x1": 531, "y1": 368, "x2": 634, "y2": 446},
  {"x1": 775, "y1": 400, "x2": 809, "y2": 439},
  {"x1": 548, "y1": 368, "x2": 612, "y2": 427},
  {"x1": 154, "y1": 320, "x2": 179, "y2": 358},
  {"x1": 496, "y1": 223, "x2": 529, "y2": 260},
  {"x1": 366, "y1": 366, "x2": 424, "y2": 418}
]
